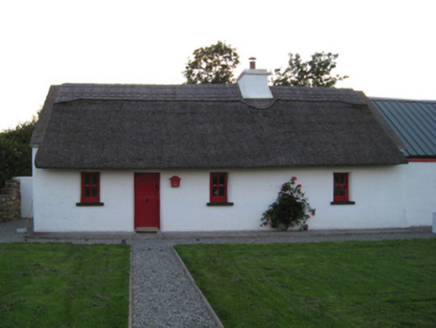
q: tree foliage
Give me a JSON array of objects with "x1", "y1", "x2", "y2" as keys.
[
  {"x1": 184, "y1": 41, "x2": 240, "y2": 84},
  {"x1": 272, "y1": 52, "x2": 348, "y2": 87},
  {"x1": 0, "y1": 118, "x2": 37, "y2": 188}
]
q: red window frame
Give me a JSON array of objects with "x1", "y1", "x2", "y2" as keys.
[
  {"x1": 210, "y1": 172, "x2": 228, "y2": 203},
  {"x1": 333, "y1": 173, "x2": 349, "y2": 202},
  {"x1": 81, "y1": 172, "x2": 100, "y2": 203}
]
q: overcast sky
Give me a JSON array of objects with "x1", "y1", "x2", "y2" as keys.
[{"x1": 1, "y1": 0, "x2": 434, "y2": 131}]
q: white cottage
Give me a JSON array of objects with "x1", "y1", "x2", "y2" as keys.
[{"x1": 31, "y1": 66, "x2": 412, "y2": 232}]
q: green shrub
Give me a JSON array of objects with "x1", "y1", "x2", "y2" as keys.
[
  {"x1": 0, "y1": 119, "x2": 36, "y2": 188},
  {"x1": 260, "y1": 176, "x2": 316, "y2": 231}
]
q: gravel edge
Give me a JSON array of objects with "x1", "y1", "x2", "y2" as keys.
[
  {"x1": 129, "y1": 248, "x2": 133, "y2": 328},
  {"x1": 171, "y1": 246, "x2": 224, "y2": 328}
]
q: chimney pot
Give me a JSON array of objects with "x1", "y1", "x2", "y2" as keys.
[{"x1": 249, "y1": 57, "x2": 256, "y2": 69}]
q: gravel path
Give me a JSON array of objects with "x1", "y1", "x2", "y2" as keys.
[
  {"x1": 1, "y1": 218, "x2": 435, "y2": 327},
  {"x1": 131, "y1": 240, "x2": 219, "y2": 327}
]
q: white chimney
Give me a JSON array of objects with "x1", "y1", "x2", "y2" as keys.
[{"x1": 237, "y1": 57, "x2": 273, "y2": 99}]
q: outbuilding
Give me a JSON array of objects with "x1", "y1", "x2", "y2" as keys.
[{"x1": 371, "y1": 97, "x2": 436, "y2": 227}]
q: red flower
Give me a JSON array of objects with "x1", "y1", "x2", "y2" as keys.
[
  {"x1": 269, "y1": 221, "x2": 272, "y2": 226},
  {"x1": 307, "y1": 215, "x2": 311, "y2": 219},
  {"x1": 291, "y1": 176, "x2": 297, "y2": 181},
  {"x1": 297, "y1": 184, "x2": 302, "y2": 188},
  {"x1": 282, "y1": 183, "x2": 286, "y2": 187}
]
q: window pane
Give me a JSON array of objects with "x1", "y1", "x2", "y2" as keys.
[
  {"x1": 219, "y1": 187, "x2": 225, "y2": 197},
  {"x1": 212, "y1": 187, "x2": 218, "y2": 197},
  {"x1": 212, "y1": 175, "x2": 218, "y2": 186},
  {"x1": 339, "y1": 187, "x2": 345, "y2": 196},
  {"x1": 84, "y1": 174, "x2": 91, "y2": 186},
  {"x1": 91, "y1": 174, "x2": 98, "y2": 186},
  {"x1": 91, "y1": 187, "x2": 98, "y2": 198},
  {"x1": 334, "y1": 187, "x2": 338, "y2": 196},
  {"x1": 340, "y1": 174, "x2": 345, "y2": 185},
  {"x1": 219, "y1": 174, "x2": 225, "y2": 186},
  {"x1": 85, "y1": 187, "x2": 91, "y2": 197},
  {"x1": 334, "y1": 174, "x2": 339, "y2": 185}
]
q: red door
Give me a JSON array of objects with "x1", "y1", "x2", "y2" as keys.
[{"x1": 134, "y1": 173, "x2": 160, "y2": 230}]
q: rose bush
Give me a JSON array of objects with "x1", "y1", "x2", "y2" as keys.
[{"x1": 260, "y1": 177, "x2": 316, "y2": 231}]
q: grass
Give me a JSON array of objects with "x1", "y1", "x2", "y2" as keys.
[
  {"x1": 0, "y1": 243, "x2": 130, "y2": 328},
  {"x1": 175, "y1": 239, "x2": 436, "y2": 327}
]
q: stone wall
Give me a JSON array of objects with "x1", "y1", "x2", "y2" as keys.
[{"x1": 0, "y1": 179, "x2": 21, "y2": 223}]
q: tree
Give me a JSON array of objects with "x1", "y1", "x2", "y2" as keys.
[
  {"x1": 184, "y1": 41, "x2": 240, "y2": 84},
  {"x1": 0, "y1": 117, "x2": 37, "y2": 188},
  {"x1": 272, "y1": 52, "x2": 348, "y2": 87}
]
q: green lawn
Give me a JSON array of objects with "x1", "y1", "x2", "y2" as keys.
[
  {"x1": 0, "y1": 243, "x2": 130, "y2": 328},
  {"x1": 175, "y1": 239, "x2": 436, "y2": 327}
]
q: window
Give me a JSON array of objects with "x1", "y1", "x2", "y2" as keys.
[
  {"x1": 77, "y1": 172, "x2": 103, "y2": 206},
  {"x1": 207, "y1": 172, "x2": 233, "y2": 206},
  {"x1": 210, "y1": 172, "x2": 227, "y2": 202},
  {"x1": 333, "y1": 173, "x2": 348, "y2": 201},
  {"x1": 332, "y1": 173, "x2": 355, "y2": 205}
]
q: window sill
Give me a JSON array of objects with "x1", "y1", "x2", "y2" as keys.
[
  {"x1": 330, "y1": 201, "x2": 356, "y2": 205},
  {"x1": 207, "y1": 202, "x2": 234, "y2": 206},
  {"x1": 76, "y1": 202, "x2": 104, "y2": 207}
]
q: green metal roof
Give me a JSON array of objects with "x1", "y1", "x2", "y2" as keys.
[{"x1": 370, "y1": 98, "x2": 436, "y2": 157}]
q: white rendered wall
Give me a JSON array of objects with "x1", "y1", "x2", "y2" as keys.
[
  {"x1": 32, "y1": 148, "x2": 134, "y2": 232},
  {"x1": 402, "y1": 162, "x2": 436, "y2": 226},
  {"x1": 160, "y1": 167, "x2": 409, "y2": 231},
  {"x1": 33, "y1": 146, "x2": 432, "y2": 232},
  {"x1": 14, "y1": 176, "x2": 33, "y2": 218}
]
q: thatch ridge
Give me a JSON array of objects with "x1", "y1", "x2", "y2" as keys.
[{"x1": 54, "y1": 83, "x2": 366, "y2": 105}]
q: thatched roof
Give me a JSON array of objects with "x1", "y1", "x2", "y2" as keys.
[{"x1": 31, "y1": 83, "x2": 407, "y2": 169}]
